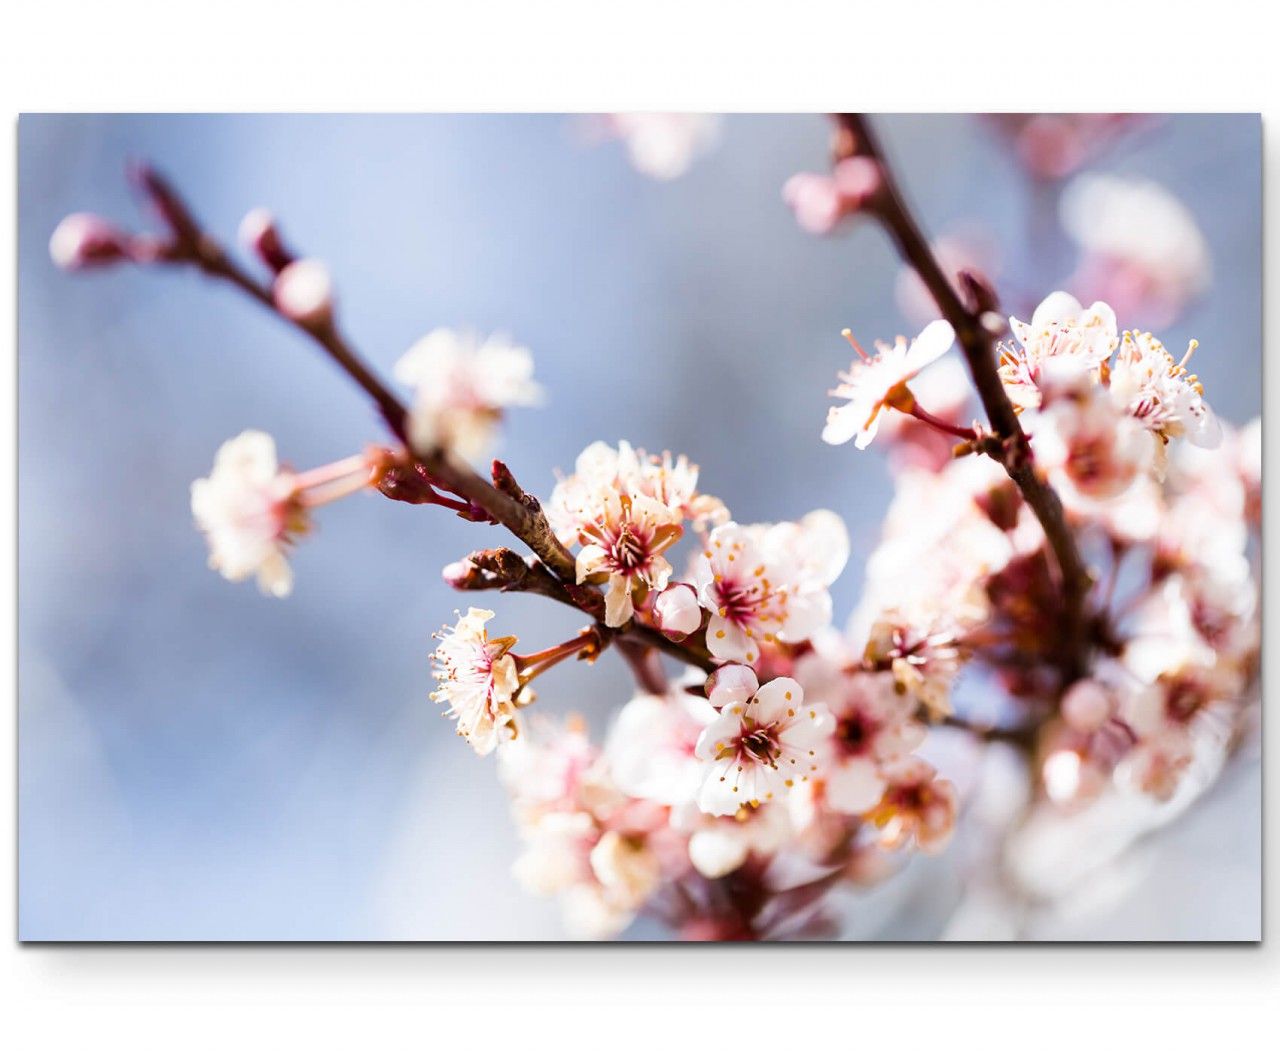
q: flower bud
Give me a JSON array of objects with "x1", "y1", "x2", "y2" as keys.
[
  {"x1": 653, "y1": 583, "x2": 701, "y2": 640},
  {"x1": 1061, "y1": 679, "x2": 1112, "y2": 733},
  {"x1": 704, "y1": 662, "x2": 757, "y2": 709},
  {"x1": 831, "y1": 156, "x2": 882, "y2": 207},
  {"x1": 239, "y1": 207, "x2": 294, "y2": 273},
  {"x1": 782, "y1": 173, "x2": 842, "y2": 234},
  {"x1": 273, "y1": 259, "x2": 333, "y2": 325},
  {"x1": 49, "y1": 213, "x2": 129, "y2": 270}
]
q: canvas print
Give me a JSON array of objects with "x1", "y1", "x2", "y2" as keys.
[{"x1": 18, "y1": 113, "x2": 1260, "y2": 941}]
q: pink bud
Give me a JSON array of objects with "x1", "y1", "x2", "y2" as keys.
[
  {"x1": 832, "y1": 156, "x2": 882, "y2": 206},
  {"x1": 653, "y1": 583, "x2": 701, "y2": 640},
  {"x1": 442, "y1": 559, "x2": 475, "y2": 589},
  {"x1": 1061, "y1": 679, "x2": 1112, "y2": 733},
  {"x1": 49, "y1": 213, "x2": 129, "y2": 270},
  {"x1": 782, "y1": 173, "x2": 843, "y2": 234},
  {"x1": 1017, "y1": 116, "x2": 1082, "y2": 181},
  {"x1": 704, "y1": 662, "x2": 758, "y2": 709},
  {"x1": 239, "y1": 207, "x2": 294, "y2": 273},
  {"x1": 274, "y1": 259, "x2": 333, "y2": 325}
]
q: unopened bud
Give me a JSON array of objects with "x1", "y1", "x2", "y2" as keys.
[
  {"x1": 274, "y1": 259, "x2": 333, "y2": 325},
  {"x1": 49, "y1": 213, "x2": 129, "y2": 270},
  {"x1": 653, "y1": 583, "x2": 701, "y2": 640},
  {"x1": 832, "y1": 156, "x2": 882, "y2": 206},
  {"x1": 239, "y1": 208, "x2": 294, "y2": 273},
  {"x1": 704, "y1": 662, "x2": 757, "y2": 709},
  {"x1": 782, "y1": 173, "x2": 843, "y2": 234},
  {"x1": 1061, "y1": 679, "x2": 1112, "y2": 733},
  {"x1": 442, "y1": 559, "x2": 478, "y2": 589},
  {"x1": 443, "y1": 548, "x2": 531, "y2": 591}
]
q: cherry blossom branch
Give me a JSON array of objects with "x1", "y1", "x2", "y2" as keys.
[
  {"x1": 445, "y1": 547, "x2": 715, "y2": 673},
  {"x1": 106, "y1": 166, "x2": 711, "y2": 683},
  {"x1": 903, "y1": 401, "x2": 978, "y2": 442},
  {"x1": 130, "y1": 165, "x2": 579, "y2": 583},
  {"x1": 940, "y1": 713, "x2": 1037, "y2": 749},
  {"x1": 832, "y1": 115, "x2": 1092, "y2": 682}
]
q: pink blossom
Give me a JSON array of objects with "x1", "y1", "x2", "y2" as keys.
[
  {"x1": 430, "y1": 607, "x2": 521, "y2": 755},
  {"x1": 653, "y1": 583, "x2": 702, "y2": 640},
  {"x1": 782, "y1": 157, "x2": 882, "y2": 234},
  {"x1": 690, "y1": 512, "x2": 847, "y2": 664},
  {"x1": 190, "y1": 430, "x2": 307, "y2": 597},
  {"x1": 273, "y1": 258, "x2": 334, "y2": 325},
  {"x1": 576, "y1": 492, "x2": 682, "y2": 627},
  {"x1": 49, "y1": 213, "x2": 130, "y2": 270},
  {"x1": 867, "y1": 757, "x2": 958, "y2": 853},
  {"x1": 694, "y1": 673, "x2": 834, "y2": 815},
  {"x1": 1062, "y1": 175, "x2": 1210, "y2": 328}
]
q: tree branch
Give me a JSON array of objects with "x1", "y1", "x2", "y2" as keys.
[
  {"x1": 445, "y1": 548, "x2": 716, "y2": 673},
  {"x1": 132, "y1": 165, "x2": 579, "y2": 582},
  {"x1": 832, "y1": 115, "x2": 1091, "y2": 683},
  {"x1": 116, "y1": 165, "x2": 707, "y2": 685}
]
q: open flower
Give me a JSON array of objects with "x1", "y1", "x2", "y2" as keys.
[
  {"x1": 1025, "y1": 362, "x2": 1158, "y2": 507},
  {"x1": 795, "y1": 654, "x2": 925, "y2": 814},
  {"x1": 694, "y1": 672, "x2": 834, "y2": 816},
  {"x1": 1061, "y1": 174, "x2": 1210, "y2": 328},
  {"x1": 1109, "y1": 330, "x2": 1220, "y2": 450},
  {"x1": 875, "y1": 355, "x2": 974, "y2": 473},
  {"x1": 430, "y1": 607, "x2": 521, "y2": 755},
  {"x1": 576, "y1": 492, "x2": 683, "y2": 627},
  {"x1": 999, "y1": 292, "x2": 1117, "y2": 410},
  {"x1": 548, "y1": 440, "x2": 726, "y2": 546},
  {"x1": 604, "y1": 691, "x2": 716, "y2": 806},
  {"x1": 190, "y1": 430, "x2": 308, "y2": 598},
  {"x1": 866, "y1": 757, "x2": 958, "y2": 853},
  {"x1": 823, "y1": 320, "x2": 955, "y2": 449},
  {"x1": 394, "y1": 328, "x2": 543, "y2": 460},
  {"x1": 671, "y1": 800, "x2": 792, "y2": 878},
  {"x1": 691, "y1": 513, "x2": 847, "y2": 664}
]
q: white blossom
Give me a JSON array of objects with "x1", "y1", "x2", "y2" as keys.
[
  {"x1": 605, "y1": 113, "x2": 721, "y2": 180},
  {"x1": 690, "y1": 511, "x2": 847, "y2": 664},
  {"x1": 394, "y1": 328, "x2": 543, "y2": 460},
  {"x1": 575, "y1": 492, "x2": 682, "y2": 627},
  {"x1": 190, "y1": 430, "x2": 306, "y2": 598},
  {"x1": 824, "y1": 320, "x2": 956, "y2": 449},
  {"x1": 694, "y1": 672, "x2": 834, "y2": 816},
  {"x1": 1110, "y1": 330, "x2": 1220, "y2": 451},
  {"x1": 1061, "y1": 174, "x2": 1210, "y2": 327},
  {"x1": 999, "y1": 292, "x2": 1117, "y2": 411},
  {"x1": 430, "y1": 607, "x2": 520, "y2": 755}
]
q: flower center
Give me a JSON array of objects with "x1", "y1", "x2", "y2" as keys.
[
  {"x1": 836, "y1": 713, "x2": 873, "y2": 756},
  {"x1": 1164, "y1": 677, "x2": 1208, "y2": 724},
  {"x1": 608, "y1": 523, "x2": 650, "y2": 572},
  {"x1": 739, "y1": 725, "x2": 780, "y2": 765}
]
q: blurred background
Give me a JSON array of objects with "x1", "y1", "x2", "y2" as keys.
[{"x1": 18, "y1": 114, "x2": 1260, "y2": 940}]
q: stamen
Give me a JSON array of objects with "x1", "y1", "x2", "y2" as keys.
[{"x1": 842, "y1": 327, "x2": 871, "y2": 362}]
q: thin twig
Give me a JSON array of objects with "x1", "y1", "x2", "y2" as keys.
[{"x1": 125, "y1": 165, "x2": 708, "y2": 679}]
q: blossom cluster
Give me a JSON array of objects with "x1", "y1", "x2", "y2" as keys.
[
  {"x1": 827, "y1": 292, "x2": 1258, "y2": 810},
  {"x1": 54, "y1": 126, "x2": 1259, "y2": 941},
  {"x1": 437, "y1": 439, "x2": 971, "y2": 936},
  {"x1": 182, "y1": 287, "x2": 1258, "y2": 940}
]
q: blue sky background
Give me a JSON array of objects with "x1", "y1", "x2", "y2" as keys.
[{"x1": 18, "y1": 114, "x2": 1260, "y2": 939}]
